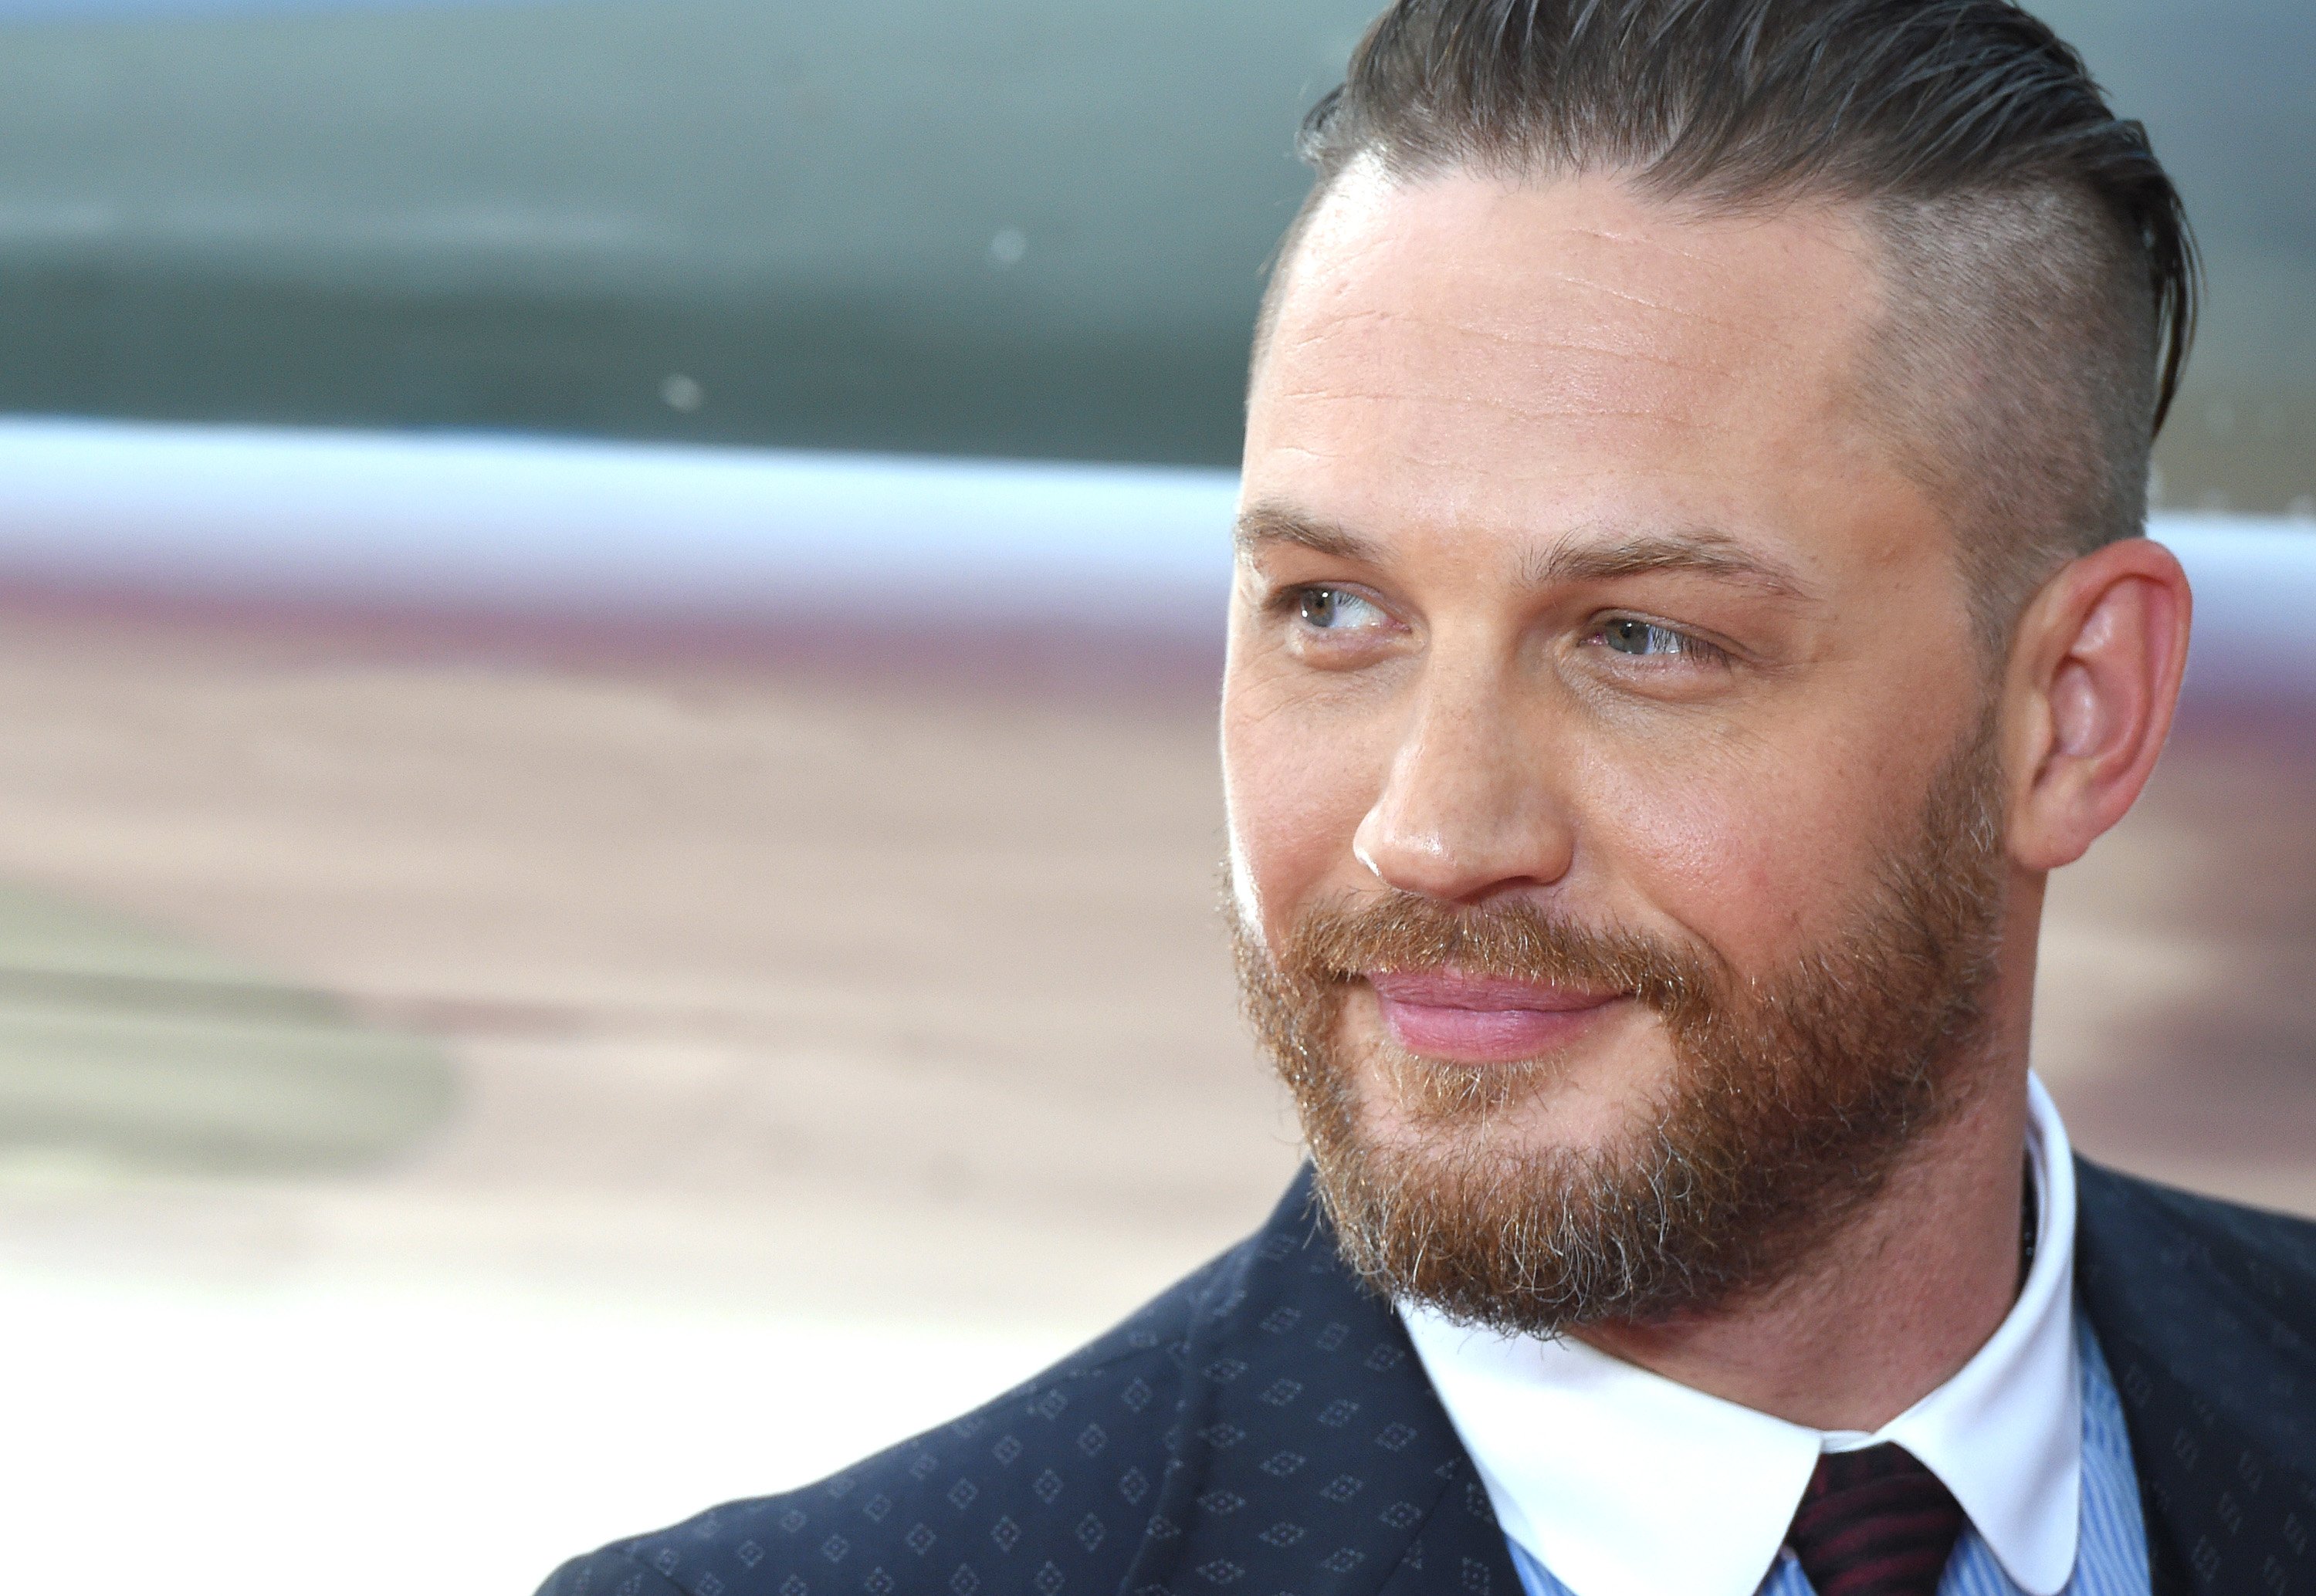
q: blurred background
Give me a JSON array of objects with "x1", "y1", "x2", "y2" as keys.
[{"x1": 0, "y1": 2, "x2": 2307, "y2": 1590}]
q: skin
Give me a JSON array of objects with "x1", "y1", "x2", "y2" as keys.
[{"x1": 1221, "y1": 164, "x2": 2192, "y2": 1430}]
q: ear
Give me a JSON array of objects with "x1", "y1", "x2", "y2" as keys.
[{"x1": 2003, "y1": 538, "x2": 2193, "y2": 872}]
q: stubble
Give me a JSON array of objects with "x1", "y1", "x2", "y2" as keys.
[{"x1": 1229, "y1": 715, "x2": 2009, "y2": 1336}]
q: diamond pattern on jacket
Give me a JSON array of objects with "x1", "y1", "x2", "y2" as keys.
[
  {"x1": 534, "y1": 1158, "x2": 2316, "y2": 1596},
  {"x1": 2072, "y1": 1163, "x2": 2316, "y2": 1596},
  {"x1": 535, "y1": 1175, "x2": 1519, "y2": 1595}
]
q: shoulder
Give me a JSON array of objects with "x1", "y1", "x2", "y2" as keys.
[
  {"x1": 2073, "y1": 1158, "x2": 2316, "y2": 1473},
  {"x1": 2071, "y1": 1160, "x2": 2316, "y2": 1588},
  {"x1": 538, "y1": 1249, "x2": 1232, "y2": 1596},
  {"x1": 2076, "y1": 1156, "x2": 2316, "y2": 1307}
]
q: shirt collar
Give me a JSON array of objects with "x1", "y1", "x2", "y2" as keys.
[{"x1": 1401, "y1": 1075, "x2": 2082, "y2": 1596}]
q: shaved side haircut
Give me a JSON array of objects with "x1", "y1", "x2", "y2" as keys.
[{"x1": 1261, "y1": 0, "x2": 2199, "y2": 644}]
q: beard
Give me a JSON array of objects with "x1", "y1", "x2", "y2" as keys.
[{"x1": 1230, "y1": 715, "x2": 2009, "y2": 1337}]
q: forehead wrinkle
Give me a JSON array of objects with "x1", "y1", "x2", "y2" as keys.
[
  {"x1": 1559, "y1": 220, "x2": 1752, "y2": 272},
  {"x1": 1271, "y1": 388, "x2": 1718, "y2": 430},
  {"x1": 1293, "y1": 263, "x2": 1758, "y2": 347},
  {"x1": 1559, "y1": 206, "x2": 1872, "y2": 283},
  {"x1": 1531, "y1": 269, "x2": 1754, "y2": 333},
  {"x1": 1521, "y1": 225, "x2": 1871, "y2": 360},
  {"x1": 1304, "y1": 322, "x2": 1735, "y2": 376},
  {"x1": 1264, "y1": 442, "x2": 1349, "y2": 465}
]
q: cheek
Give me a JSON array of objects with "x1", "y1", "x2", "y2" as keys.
[
  {"x1": 1576, "y1": 726, "x2": 1899, "y2": 959},
  {"x1": 1221, "y1": 671, "x2": 1396, "y2": 942}
]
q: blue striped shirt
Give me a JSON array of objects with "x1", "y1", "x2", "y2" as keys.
[{"x1": 1508, "y1": 1314, "x2": 2151, "y2": 1596}]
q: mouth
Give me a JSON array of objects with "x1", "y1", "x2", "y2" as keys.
[{"x1": 1364, "y1": 969, "x2": 1624, "y2": 1064}]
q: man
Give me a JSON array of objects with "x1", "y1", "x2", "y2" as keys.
[{"x1": 540, "y1": 2, "x2": 2315, "y2": 1593}]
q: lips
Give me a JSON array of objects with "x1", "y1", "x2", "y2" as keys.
[{"x1": 1366, "y1": 969, "x2": 1622, "y2": 1064}]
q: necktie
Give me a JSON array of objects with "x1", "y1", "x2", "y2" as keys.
[{"x1": 1785, "y1": 1443, "x2": 1968, "y2": 1596}]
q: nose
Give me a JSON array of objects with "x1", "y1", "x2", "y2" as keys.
[{"x1": 1351, "y1": 659, "x2": 1576, "y2": 903}]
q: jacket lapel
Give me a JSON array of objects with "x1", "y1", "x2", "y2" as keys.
[
  {"x1": 2074, "y1": 1159, "x2": 2316, "y2": 1595},
  {"x1": 1136, "y1": 1156, "x2": 2316, "y2": 1596},
  {"x1": 1117, "y1": 1168, "x2": 1522, "y2": 1595}
]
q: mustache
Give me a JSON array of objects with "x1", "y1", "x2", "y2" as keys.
[{"x1": 1267, "y1": 890, "x2": 1724, "y2": 1025}]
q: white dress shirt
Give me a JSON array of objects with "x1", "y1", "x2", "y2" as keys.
[{"x1": 1402, "y1": 1075, "x2": 2084, "y2": 1596}]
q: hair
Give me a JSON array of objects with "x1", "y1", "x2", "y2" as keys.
[{"x1": 1258, "y1": 0, "x2": 2199, "y2": 644}]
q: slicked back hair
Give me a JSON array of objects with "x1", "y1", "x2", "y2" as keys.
[{"x1": 1260, "y1": 0, "x2": 2198, "y2": 645}]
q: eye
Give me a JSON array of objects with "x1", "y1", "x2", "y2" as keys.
[
  {"x1": 1593, "y1": 617, "x2": 1718, "y2": 661},
  {"x1": 1296, "y1": 586, "x2": 1390, "y2": 632}
]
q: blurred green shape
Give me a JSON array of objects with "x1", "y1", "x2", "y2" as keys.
[{"x1": 0, "y1": 882, "x2": 453, "y2": 1175}]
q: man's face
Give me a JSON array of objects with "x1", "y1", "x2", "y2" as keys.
[{"x1": 1223, "y1": 167, "x2": 2008, "y2": 1330}]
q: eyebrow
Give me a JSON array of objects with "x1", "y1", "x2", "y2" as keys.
[
  {"x1": 1233, "y1": 504, "x2": 1380, "y2": 563},
  {"x1": 1235, "y1": 503, "x2": 1814, "y2": 604},
  {"x1": 1526, "y1": 530, "x2": 1814, "y2": 601}
]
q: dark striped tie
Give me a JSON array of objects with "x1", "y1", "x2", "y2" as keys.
[{"x1": 1784, "y1": 1443, "x2": 1968, "y2": 1596}]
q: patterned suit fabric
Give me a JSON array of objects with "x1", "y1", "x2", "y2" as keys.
[
  {"x1": 2073, "y1": 1166, "x2": 2316, "y2": 1594},
  {"x1": 540, "y1": 1161, "x2": 2316, "y2": 1596}
]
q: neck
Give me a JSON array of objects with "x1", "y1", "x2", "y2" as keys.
[
  {"x1": 1576, "y1": 1082, "x2": 2029, "y2": 1430},
  {"x1": 1576, "y1": 895, "x2": 2045, "y2": 1432}
]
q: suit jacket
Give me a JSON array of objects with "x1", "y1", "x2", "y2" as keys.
[{"x1": 540, "y1": 1161, "x2": 2316, "y2": 1596}]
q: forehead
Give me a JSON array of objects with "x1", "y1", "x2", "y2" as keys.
[{"x1": 1245, "y1": 166, "x2": 1918, "y2": 572}]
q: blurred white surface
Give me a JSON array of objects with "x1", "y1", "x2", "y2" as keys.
[
  {"x1": 0, "y1": 420, "x2": 2308, "y2": 684},
  {"x1": 2, "y1": 1271, "x2": 1071, "y2": 1593},
  {"x1": 2150, "y1": 514, "x2": 2316, "y2": 701},
  {"x1": 0, "y1": 419, "x2": 1238, "y2": 627}
]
